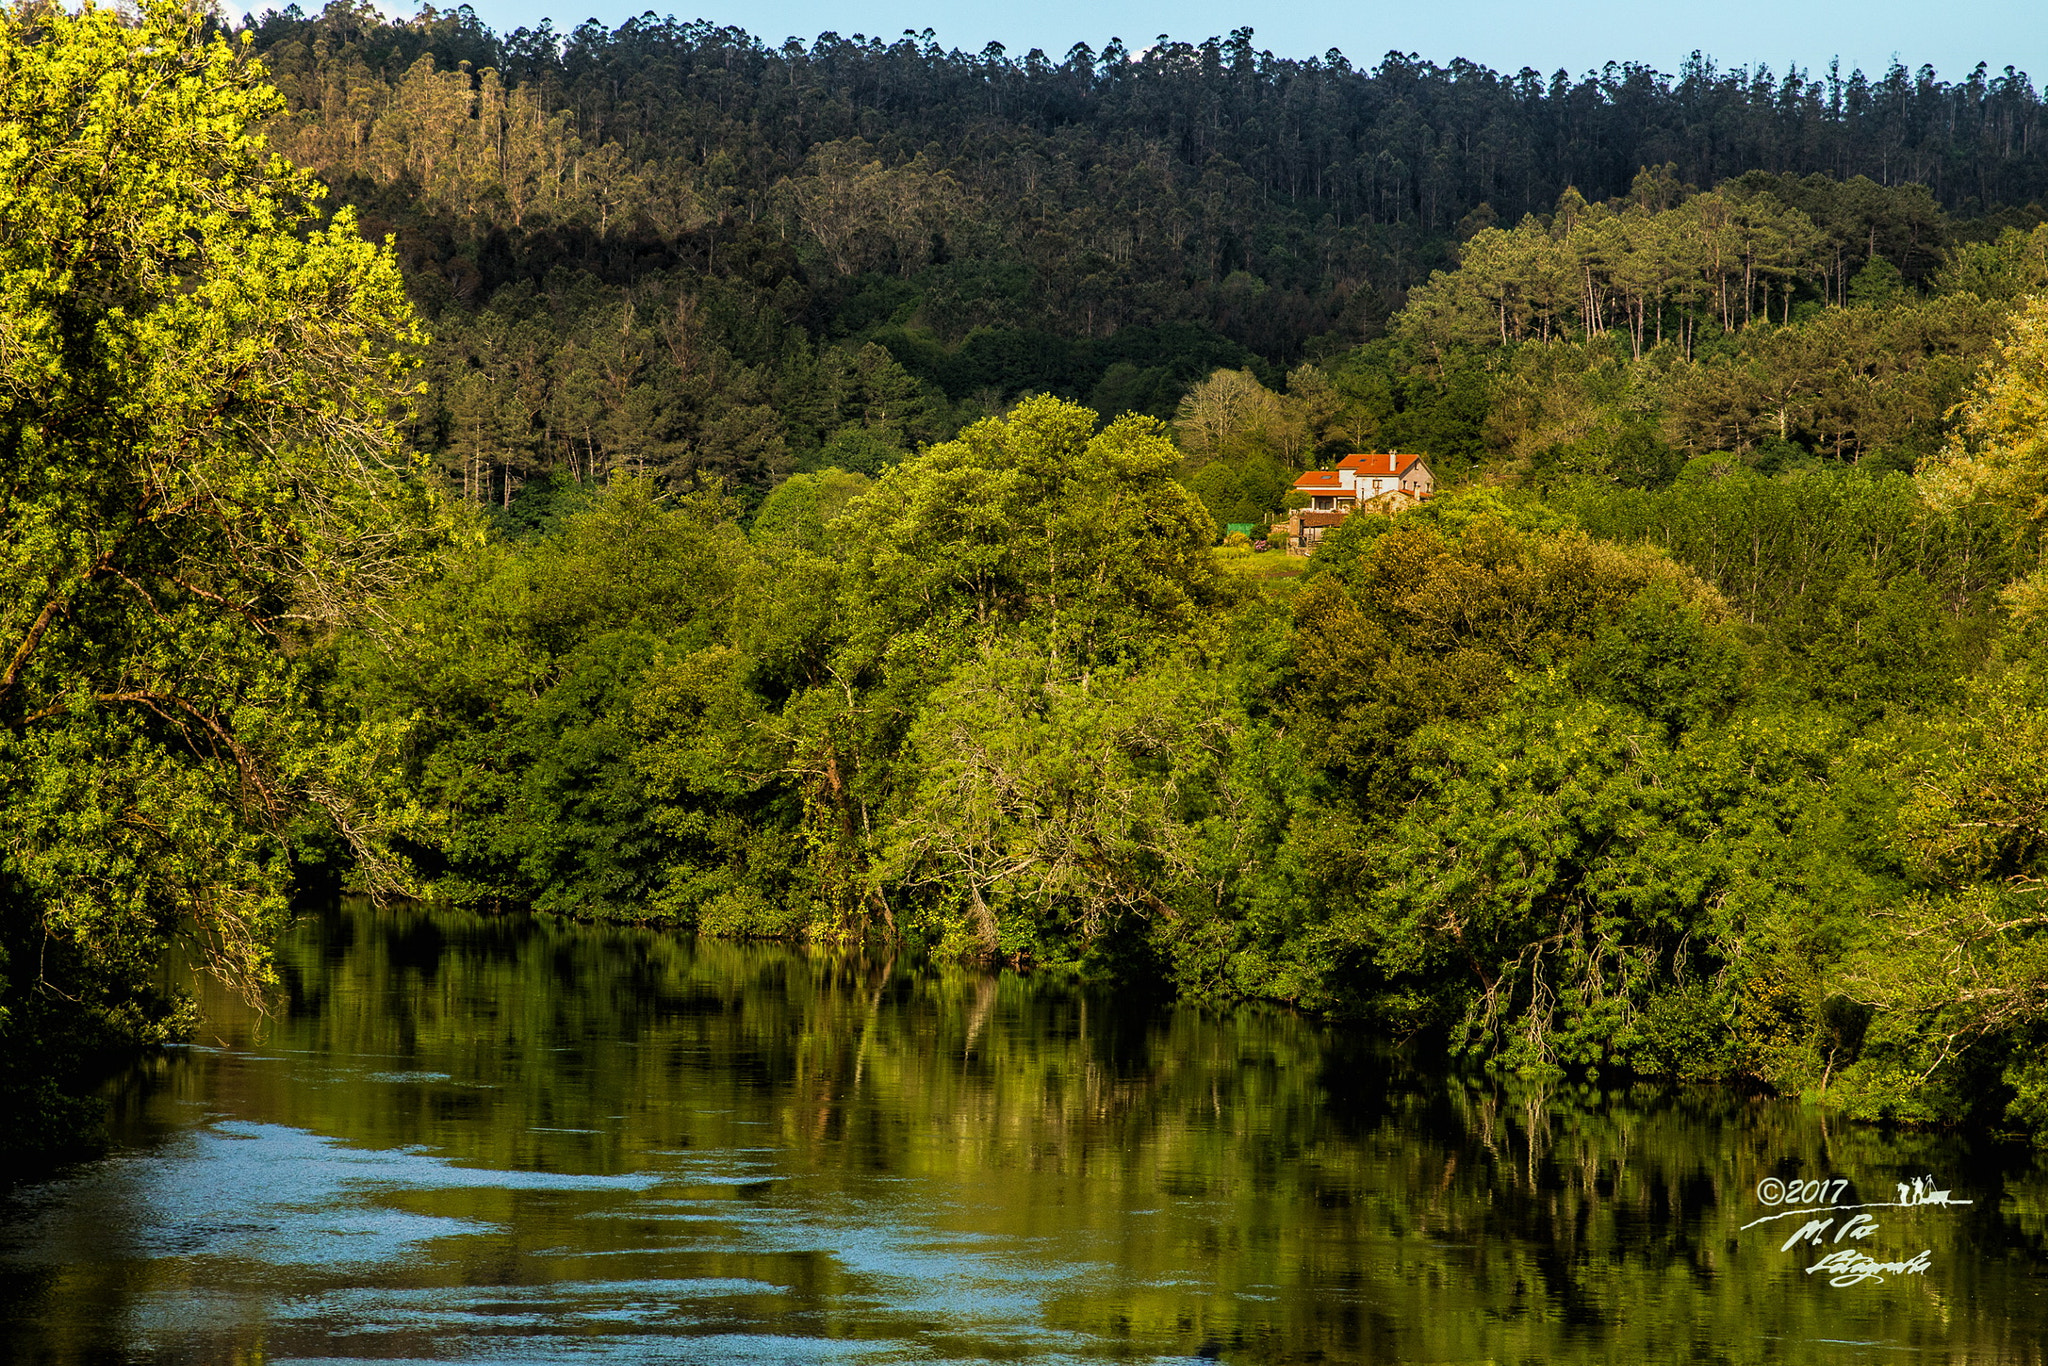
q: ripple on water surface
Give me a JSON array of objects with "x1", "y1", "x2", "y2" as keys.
[{"x1": 1, "y1": 900, "x2": 2045, "y2": 1365}]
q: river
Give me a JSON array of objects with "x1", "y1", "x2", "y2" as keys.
[{"x1": 2, "y1": 900, "x2": 2045, "y2": 1363}]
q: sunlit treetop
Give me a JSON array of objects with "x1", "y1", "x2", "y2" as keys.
[{"x1": 0, "y1": 0, "x2": 440, "y2": 1125}]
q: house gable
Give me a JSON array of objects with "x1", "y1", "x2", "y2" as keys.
[{"x1": 1294, "y1": 454, "x2": 1434, "y2": 500}]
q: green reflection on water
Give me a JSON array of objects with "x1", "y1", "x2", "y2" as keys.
[{"x1": 3, "y1": 900, "x2": 2046, "y2": 1364}]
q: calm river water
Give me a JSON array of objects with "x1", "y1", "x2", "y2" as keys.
[{"x1": 3, "y1": 901, "x2": 2047, "y2": 1364}]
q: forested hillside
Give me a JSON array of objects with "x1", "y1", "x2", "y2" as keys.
[{"x1": 235, "y1": 1, "x2": 2048, "y2": 506}]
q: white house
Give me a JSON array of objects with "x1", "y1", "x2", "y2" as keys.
[{"x1": 1283, "y1": 453, "x2": 1435, "y2": 552}]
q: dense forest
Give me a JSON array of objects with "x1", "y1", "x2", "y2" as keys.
[
  {"x1": 226, "y1": 0, "x2": 2048, "y2": 505},
  {"x1": 10, "y1": 0, "x2": 2048, "y2": 1160}
]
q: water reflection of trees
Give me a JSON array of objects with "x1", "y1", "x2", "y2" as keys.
[{"x1": 153, "y1": 903, "x2": 2048, "y2": 1364}]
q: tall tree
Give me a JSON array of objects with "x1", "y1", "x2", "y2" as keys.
[{"x1": 0, "y1": 0, "x2": 435, "y2": 1148}]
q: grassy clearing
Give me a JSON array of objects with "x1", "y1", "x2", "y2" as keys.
[{"x1": 1212, "y1": 545, "x2": 1307, "y2": 584}]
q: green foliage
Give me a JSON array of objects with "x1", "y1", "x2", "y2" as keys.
[
  {"x1": 67, "y1": 0, "x2": 2048, "y2": 1153},
  {"x1": 1923, "y1": 294, "x2": 2048, "y2": 529},
  {"x1": 1297, "y1": 686, "x2": 1861, "y2": 1081},
  {"x1": 412, "y1": 281, "x2": 951, "y2": 504},
  {"x1": 1847, "y1": 257, "x2": 1908, "y2": 306},
  {"x1": 834, "y1": 396, "x2": 1224, "y2": 675},
  {"x1": 1658, "y1": 294, "x2": 2005, "y2": 466},
  {"x1": 1400, "y1": 176, "x2": 1950, "y2": 361},
  {"x1": 356, "y1": 397, "x2": 1235, "y2": 952},
  {"x1": 881, "y1": 645, "x2": 1244, "y2": 963},
  {"x1": 0, "y1": 0, "x2": 437, "y2": 1148},
  {"x1": 1562, "y1": 467, "x2": 2014, "y2": 718},
  {"x1": 1573, "y1": 583, "x2": 1746, "y2": 738},
  {"x1": 1375, "y1": 175, "x2": 2012, "y2": 489},
  {"x1": 1935, "y1": 223, "x2": 2048, "y2": 301},
  {"x1": 1287, "y1": 512, "x2": 1724, "y2": 797},
  {"x1": 1325, "y1": 341, "x2": 1495, "y2": 481},
  {"x1": 347, "y1": 482, "x2": 755, "y2": 917},
  {"x1": 348, "y1": 379, "x2": 2048, "y2": 1145},
  {"x1": 1814, "y1": 658, "x2": 2048, "y2": 1130},
  {"x1": 210, "y1": 1, "x2": 2048, "y2": 547},
  {"x1": 751, "y1": 468, "x2": 872, "y2": 553}
]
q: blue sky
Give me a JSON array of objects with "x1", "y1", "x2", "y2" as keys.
[{"x1": 392, "y1": 0, "x2": 2045, "y2": 84}]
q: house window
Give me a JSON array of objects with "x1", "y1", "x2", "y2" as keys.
[{"x1": 1313, "y1": 496, "x2": 1333, "y2": 510}]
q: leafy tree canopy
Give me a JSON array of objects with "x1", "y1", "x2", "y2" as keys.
[{"x1": 0, "y1": 0, "x2": 435, "y2": 1148}]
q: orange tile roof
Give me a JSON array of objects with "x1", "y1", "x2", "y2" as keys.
[
  {"x1": 1293, "y1": 471, "x2": 1344, "y2": 490},
  {"x1": 1297, "y1": 510, "x2": 1351, "y2": 527},
  {"x1": 1337, "y1": 452, "x2": 1426, "y2": 477}
]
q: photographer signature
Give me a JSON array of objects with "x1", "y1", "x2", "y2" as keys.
[{"x1": 1742, "y1": 1174, "x2": 1969, "y2": 1289}]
